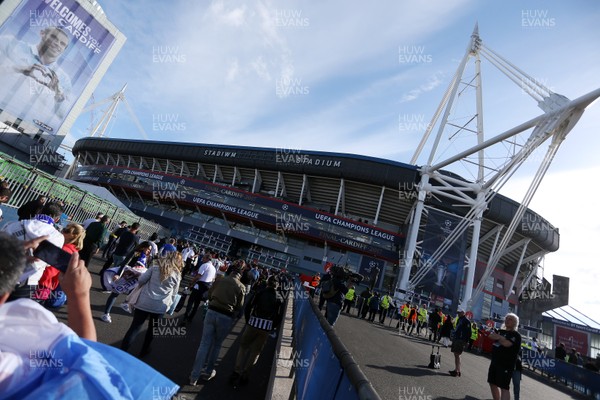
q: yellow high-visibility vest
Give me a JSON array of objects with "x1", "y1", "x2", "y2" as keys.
[{"x1": 345, "y1": 288, "x2": 355, "y2": 301}]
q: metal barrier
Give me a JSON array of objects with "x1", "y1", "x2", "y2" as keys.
[
  {"x1": 522, "y1": 350, "x2": 600, "y2": 398},
  {"x1": 274, "y1": 285, "x2": 381, "y2": 400},
  {"x1": 0, "y1": 153, "x2": 166, "y2": 237}
]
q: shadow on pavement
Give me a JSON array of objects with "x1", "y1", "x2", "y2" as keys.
[{"x1": 366, "y1": 364, "x2": 441, "y2": 377}]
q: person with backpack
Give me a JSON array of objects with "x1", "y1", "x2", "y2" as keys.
[
  {"x1": 180, "y1": 253, "x2": 216, "y2": 325},
  {"x1": 449, "y1": 308, "x2": 472, "y2": 377},
  {"x1": 230, "y1": 276, "x2": 284, "y2": 387}
]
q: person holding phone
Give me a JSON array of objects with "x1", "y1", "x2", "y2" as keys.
[
  {"x1": 1, "y1": 202, "x2": 64, "y2": 300},
  {"x1": 0, "y1": 233, "x2": 179, "y2": 398},
  {"x1": 33, "y1": 223, "x2": 85, "y2": 306}
]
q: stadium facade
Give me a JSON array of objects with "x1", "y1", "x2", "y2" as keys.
[
  {"x1": 71, "y1": 137, "x2": 559, "y2": 320},
  {"x1": 0, "y1": 0, "x2": 126, "y2": 173}
]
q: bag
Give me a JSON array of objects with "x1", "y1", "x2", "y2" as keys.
[
  {"x1": 428, "y1": 345, "x2": 441, "y2": 369},
  {"x1": 320, "y1": 279, "x2": 332, "y2": 293},
  {"x1": 321, "y1": 277, "x2": 340, "y2": 299},
  {"x1": 111, "y1": 266, "x2": 146, "y2": 294},
  {"x1": 102, "y1": 266, "x2": 121, "y2": 291}
]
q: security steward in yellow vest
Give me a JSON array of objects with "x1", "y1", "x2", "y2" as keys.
[
  {"x1": 397, "y1": 302, "x2": 411, "y2": 331},
  {"x1": 379, "y1": 293, "x2": 391, "y2": 324},
  {"x1": 417, "y1": 306, "x2": 428, "y2": 335},
  {"x1": 467, "y1": 322, "x2": 479, "y2": 351},
  {"x1": 343, "y1": 285, "x2": 356, "y2": 313}
]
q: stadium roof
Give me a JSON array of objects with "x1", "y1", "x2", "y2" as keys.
[
  {"x1": 543, "y1": 305, "x2": 600, "y2": 334},
  {"x1": 72, "y1": 137, "x2": 559, "y2": 251}
]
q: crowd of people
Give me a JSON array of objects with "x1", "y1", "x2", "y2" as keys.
[
  {"x1": 0, "y1": 190, "x2": 180, "y2": 398},
  {"x1": 1, "y1": 184, "x2": 598, "y2": 399},
  {"x1": 312, "y1": 269, "x2": 525, "y2": 400},
  {"x1": 0, "y1": 186, "x2": 297, "y2": 397}
]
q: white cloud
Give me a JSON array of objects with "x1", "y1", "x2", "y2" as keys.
[{"x1": 501, "y1": 166, "x2": 600, "y2": 323}]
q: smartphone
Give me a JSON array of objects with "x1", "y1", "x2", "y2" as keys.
[{"x1": 33, "y1": 240, "x2": 72, "y2": 273}]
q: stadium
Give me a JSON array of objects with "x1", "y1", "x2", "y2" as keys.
[{"x1": 70, "y1": 136, "x2": 560, "y2": 321}]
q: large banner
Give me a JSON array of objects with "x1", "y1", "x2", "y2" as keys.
[
  {"x1": 417, "y1": 209, "x2": 466, "y2": 312},
  {"x1": 554, "y1": 325, "x2": 590, "y2": 357},
  {"x1": 0, "y1": 0, "x2": 115, "y2": 134},
  {"x1": 358, "y1": 256, "x2": 385, "y2": 289}
]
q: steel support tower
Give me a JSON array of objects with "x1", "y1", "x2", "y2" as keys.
[{"x1": 397, "y1": 25, "x2": 600, "y2": 314}]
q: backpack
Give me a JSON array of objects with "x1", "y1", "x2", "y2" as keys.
[{"x1": 321, "y1": 278, "x2": 339, "y2": 299}]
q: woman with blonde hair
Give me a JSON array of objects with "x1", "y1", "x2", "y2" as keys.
[
  {"x1": 120, "y1": 251, "x2": 182, "y2": 357},
  {"x1": 34, "y1": 223, "x2": 85, "y2": 306}
]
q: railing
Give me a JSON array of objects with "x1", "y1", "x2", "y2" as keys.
[
  {"x1": 0, "y1": 153, "x2": 165, "y2": 237},
  {"x1": 270, "y1": 284, "x2": 381, "y2": 400},
  {"x1": 522, "y1": 350, "x2": 600, "y2": 399}
]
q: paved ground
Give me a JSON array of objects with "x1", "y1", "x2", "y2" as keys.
[
  {"x1": 47, "y1": 256, "x2": 590, "y2": 400},
  {"x1": 51, "y1": 255, "x2": 276, "y2": 400},
  {"x1": 333, "y1": 309, "x2": 587, "y2": 400}
]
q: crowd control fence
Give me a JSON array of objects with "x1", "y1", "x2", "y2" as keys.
[
  {"x1": 0, "y1": 153, "x2": 165, "y2": 238},
  {"x1": 522, "y1": 351, "x2": 600, "y2": 399},
  {"x1": 286, "y1": 286, "x2": 382, "y2": 400}
]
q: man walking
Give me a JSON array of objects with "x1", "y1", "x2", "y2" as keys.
[
  {"x1": 449, "y1": 308, "x2": 471, "y2": 377},
  {"x1": 181, "y1": 253, "x2": 216, "y2": 325},
  {"x1": 230, "y1": 276, "x2": 283, "y2": 387},
  {"x1": 102, "y1": 221, "x2": 128, "y2": 259},
  {"x1": 189, "y1": 261, "x2": 245, "y2": 384},
  {"x1": 80, "y1": 215, "x2": 110, "y2": 267}
]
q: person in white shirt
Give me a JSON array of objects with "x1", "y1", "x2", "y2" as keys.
[
  {"x1": 181, "y1": 253, "x2": 216, "y2": 324},
  {"x1": 181, "y1": 243, "x2": 195, "y2": 264},
  {"x1": 147, "y1": 232, "x2": 159, "y2": 260},
  {"x1": 1, "y1": 202, "x2": 64, "y2": 297}
]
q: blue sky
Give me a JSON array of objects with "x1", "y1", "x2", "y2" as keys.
[{"x1": 64, "y1": 0, "x2": 600, "y2": 324}]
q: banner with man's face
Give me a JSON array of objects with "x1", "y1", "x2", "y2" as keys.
[{"x1": 0, "y1": 0, "x2": 115, "y2": 134}]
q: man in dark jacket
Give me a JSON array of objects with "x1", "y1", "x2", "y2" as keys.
[
  {"x1": 429, "y1": 308, "x2": 442, "y2": 342},
  {"x1": 450, "y1": 309, "x2": 472, "y2": 377},
  {"x1": 98, "y1": 223, "x2": 139, "y2": 290},
  {"x1": 189, "y1": 261, "x2": 245, "y2": 385},
  {"x1": 17, "y1": 195, "x2": 47, "y2": 220},
  {"x1": 102, "y1": 221, "x2": 128, "y2": 259},
  {"x1": 555, "y1": 343, "x2": 567, "y2": 361},
  {"x1": 79, "y1": 215, "x2": 110, "y2": 267},
  {"x1": 231, "y1": 276, "x2": 284, "y2": 387}
]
